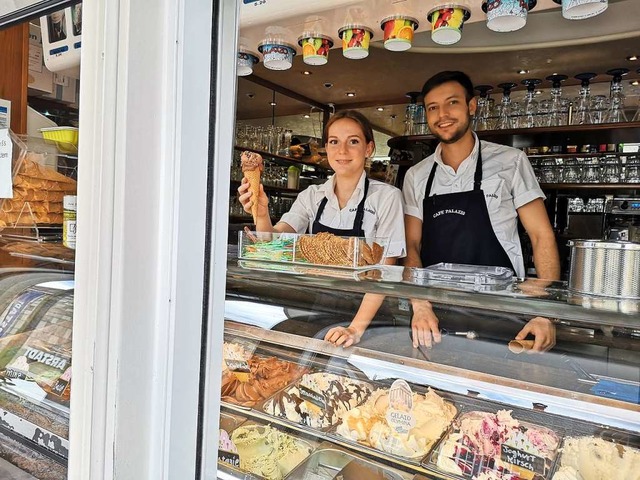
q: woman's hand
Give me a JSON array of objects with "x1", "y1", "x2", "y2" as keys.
[
  {"x1": 411, "y1": 300, "x2": 441, "y2": 348},
  {"x1": 324, "y1": 325, "x2": 364, "y2": 348},
  {"x1": 237, "y1": 178, "x2": 269, "y2": 219}
]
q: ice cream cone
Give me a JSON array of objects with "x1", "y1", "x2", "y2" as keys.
[
  {"x1": 508, "y1": 339, "x2": 534, "y2": 354},
  {"x1": 245, "y1": 169, "x2": 261, "y2": 221}
]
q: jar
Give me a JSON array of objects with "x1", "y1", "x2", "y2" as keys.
[{"x1": 63, "y1": 195, "x2": 77, "y2": 249}]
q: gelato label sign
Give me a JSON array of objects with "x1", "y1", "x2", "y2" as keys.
[
  {"x1": 299, "y1": 385, "x2": 326, "y2": 410},
  {"x1": 385, "y1": 379, "x2": 416, "y2": 437},
  {"x1": 225, "y1": 359, "x2": 250, "y2": 373},
  {"x1": 501, "y1": 444, "x2": 545, "y2": 474}
]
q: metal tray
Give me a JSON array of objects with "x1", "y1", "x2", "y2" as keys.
[
  {"x1": 325, "y1": 385, "x2": 461, "y2": 468},
  {"x1": 260, "y1": 370, "x2": 375, "y2": 432},
  {"x1": 424, "y1": 408, "x2": 563, "y2": 480},
  {"x1": 219, "y1": 420, "x2": 317, "y2": 480},
  {"x1": 284, "y1": 446, "x2": 406, "y2": 480},
  {"x1": 410, "y1": 263, "x2": 514, "y2": 285}
]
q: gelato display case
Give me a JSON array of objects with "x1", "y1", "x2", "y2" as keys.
[{"x1": 217, "y1": 259, "x2": 640, "y2": 480}]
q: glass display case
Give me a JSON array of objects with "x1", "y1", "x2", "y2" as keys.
[{"x1": 216, "y1": 257, "x2": 639, "y2": 480}]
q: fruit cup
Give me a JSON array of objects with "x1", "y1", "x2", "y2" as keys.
[
  {"x1": 297, "y1": 34, "x2": 334, "y2": 66},
  {"x1": 427, "y1": 5, "x2": 471, "y2": 45},
  {"x1": 257, "y1": 40, "x2": 297, "y2": 71},
  {"x1": 337, "y1": 25, "x2": 374, "y2": 60},
  {"x1": 380, "y1": 15, "x2": 419, "y2": 52},
  {"x1": 236, "y1": 49, "x2": 259, "y2": 76}
]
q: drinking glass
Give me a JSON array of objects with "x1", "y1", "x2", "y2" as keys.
[
  {"x1": 604, "y1": 68, "x2": 630, "y2": 124},
  {"x1": 571, "y1": 73, "x2": 597, "y2": 125},
  {"x1": 473, "y1": 85, "x2": 493, "y2": 131},
  {"x1": 520, "y1": 79, "x2": 541, "y2": 129},
  {"x1": 562, "y1": 158, "x2": 581, "y2": 183},
  {"x1": 545, "y1": 74, "x2": 568, "y2": 127},
  {"x1": 589, "y1": 95, "x2": 609, "y2": 124},
  {"x1": 583, "y1": 158, "x2": 600, "y2": 183},
  {"x1": 496, "y1": 83, "x2": 517, "y2": 130}
]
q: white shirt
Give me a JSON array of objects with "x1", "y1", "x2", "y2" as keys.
[
  {"x1": 280, "y1": 172, "x2": 406, "y2": 258},
  {"x1": 402, "y1": 134, "x2": 544, "y2": 277}
]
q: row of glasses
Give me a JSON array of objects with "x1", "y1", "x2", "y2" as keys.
[
  {"x1": 533, "y1": 155, "x2": 640, "y2": 184},
  {"x1": 236, "y1": 123, "x2": 293, "y2": 155},
  {"x1": 228, "y1": 193, "x2": 294, "y2": 219},
  {"x1": 568, "y1": 198, "x2": 605, "y2": 213},
  {"x1": 472, "y1": 67, "x2": 639, "y2": 131}
]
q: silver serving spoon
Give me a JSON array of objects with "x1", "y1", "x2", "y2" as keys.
[{"x1": 441, "y1": 329, "x2": 479, "y2": 340}]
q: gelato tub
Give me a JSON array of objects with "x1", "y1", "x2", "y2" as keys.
[
  {"x1": 335, "y1": 387, "x2": 457, "y2": 460},
  {"x1": 427, "y1": 5, "x2": 471, "y2": 45},
  {"x1": 429, "y1": 409, "x2": 561, "y2": 479},
  {"x1": 297, "y1": 34, "x2": 333, "y2": 66},
  {"x1": 237, "y1": 50, "x2": 259, "y2": 76},
  {"x1": 337, "y1": 25, "x2": 373, "y2": 59},
  {"x1": 262, "y1": 372, "x2": 374, "y2": 430},
  {"x1": 380, "y1": 15, "x2": 419, "y2": 52},
  {"x1": 229, "y1": 423, "x2": 314, "y2": 480},
  {"x1": 257, "y1": 41, "x2": 296, "y2": 71},
  {"x1": 552, "y1": 436, "x2": 640, "y2": 480}
]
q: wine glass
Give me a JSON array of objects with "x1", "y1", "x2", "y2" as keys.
[
  {"x1": 473, "y1": 85, "x2": 493, "y2": 131},
  {"x1": 604, "y1": 68, "x2": 630, "y2": 124},
  {"x1": 496, "y1": 82, "x2": 517, "y2": 130},
  {"x1": 545, "y1": 74, "x2": 568, "y2": 127},
  {"x1": 571, "y1": 73, "x2": 597, "y2": 125},
  {"x1": 520, "y1": 79, "x2": 541, "y2": 128}
]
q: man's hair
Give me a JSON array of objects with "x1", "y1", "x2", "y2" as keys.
[{"x1": 421, "y1": 71, "x2": 475, "y2": 103}]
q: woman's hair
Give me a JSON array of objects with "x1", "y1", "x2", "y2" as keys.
[{"x1": 323, "y1": 110, "x2": 376, "y2": 156}]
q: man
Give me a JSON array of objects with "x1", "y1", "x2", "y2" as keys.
[{"x1": 403, "y1": 71, "x2": 560, "y2": 352}]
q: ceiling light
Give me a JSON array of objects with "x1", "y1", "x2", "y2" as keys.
[
  {"x1": 269, "y1": 101, "x2": 277, "y2": 106},
  {"x1": 518, "y1": 69, "x2": 529, "y2": 75},
  {"x1": 303, "y1": 114, "x2": 310, "y2": 118},
  {"x1": 535, "y1": 90, "x2": 542, "y2": 95},
  {"x1": 346, "y1": 92, "x2": 356, "y2": 97},
  {"x1": 631, "y1": 80, "x2": 639, "y2": 86},
  {"x1": 302, "y1": 70, "x2": 312, "y2": 75},
  {"x1": 627, "y1": 55, "x2": 638, "y2": 61},
  {"x1": 377, "y1": 107, "x2": 384, "y2": 111}
]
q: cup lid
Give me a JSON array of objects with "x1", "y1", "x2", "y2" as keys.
[
  {"x1": 297, "y1": 33, "x2": 334, "y2": 47},
  {"x1": 427, "y1": 4, "x2": 471, "y2": 22},
  {"x1": 380, "y1": 15, "x2": 419, "y2": 29},
  {"x1": 337, "y1": 24, "x2": 374, "y2": 39},
  {"x1": 257, "y1": 40, "x2": 297, "y2": 53}
]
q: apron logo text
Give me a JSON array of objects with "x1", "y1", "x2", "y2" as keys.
[{"x1": 433, "y1": 209, "x2": 466, "y2": 218}]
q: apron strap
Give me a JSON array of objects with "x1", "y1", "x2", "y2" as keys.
[
  {"x1": 312, "y1": 177, "x2": 370, "y2": 236},
  {"x1": 425, "y1": 163, "x2": 438, "y2": 197},
  {"x1": 473, "y1": 144, "x2": 483, "y2": 191}
]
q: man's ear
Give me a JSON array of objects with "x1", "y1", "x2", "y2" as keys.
[{"x1": 469, "y1": 96, "x2": 478, "y2": 117}]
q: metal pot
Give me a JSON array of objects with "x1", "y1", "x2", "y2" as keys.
[{"x1": 568, "y1": 240, "x2": 640, "y2": 299}]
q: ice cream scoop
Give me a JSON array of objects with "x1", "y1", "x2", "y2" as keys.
[{"x1": 241, "y1": 151, "x2": 263, "y2": 222}]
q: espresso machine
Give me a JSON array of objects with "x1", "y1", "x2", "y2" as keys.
[{"x1": 603, "y1": 196, "x2": 640, "y2": 242}]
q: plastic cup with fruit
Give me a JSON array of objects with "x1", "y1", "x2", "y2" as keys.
[
  {"x1": 380, "y1": 15, "x2": 419, "y2": 52},
  {"x1": 297, "y1": 33, "x2": 334, "y2": 66},
  {"x1": 337, "y1": 24, "x2": 374, "y2": 60},
  {"x1": 427, "y1": 5, "x2": 471, "y2": 45}
]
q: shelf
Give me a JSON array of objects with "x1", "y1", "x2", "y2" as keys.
[
  {"x1": 233, "y1": 146, "x2": 332, "y2": 172},
  {"x1": 387, "y1": 122, "x2": 640, "y2": 150},
  {"x1": 229, "y1": 179, "x2": 300, "y2": 195},
  {"x1": 540, "y1": 183, "x2": 640, "y2": 190},
  {"x1": 529, "y1": 152, "x2": 631, "y2": 158}
]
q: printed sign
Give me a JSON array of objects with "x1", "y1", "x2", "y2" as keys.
[
  {"x1": 0, "y1": 407, "x2": 69, "y2": 458},
  {"x1": 385, "y1": 379, "x2": 416, "y2": 437},
  {"x1": 0, "y1": 290, "x2": 46, "y2": 337},
  {"x1": 225, "y1": 359, "x2": 250, "y2": 373},
  {"x1": 299, "y1": 385, "x2": 326, "y2": 410},
  {"x1": 0, "y1": 128, "x2": 12, "y2": 198},
  {"x1": 501, "y1": 444, "x2": 545, "y2": 474},
  {"x1": 218, "y1": 449, "x2": 240, "y2": 468}
]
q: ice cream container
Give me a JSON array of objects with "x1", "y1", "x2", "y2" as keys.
[
  {"x1": 338, "y1": 24, "x2": 373, "y2": 59},
  {"x1": 236, "y1": 50, "x2": 259, "y2": 76},
  {"x1": 427, "y1": 5, "x2": 471, "y2": 45},
  {"x1": 554, "y1": 0, "x2": 608, "y2": 20},
  {"x1": 485, "y1": 0, "x2": 529, "y2": 32},
  {"x1": 380, "y1": 15, "x2": 419, "y2": 52},
  {"x1": 297, "y1": 33, "x2": 333, "y2": 66},
  {"x1": 257, "y1": 41, "x2": 296, "y2": 71}
]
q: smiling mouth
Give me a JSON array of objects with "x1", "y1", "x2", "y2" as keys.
[{"x1": 437, "y1": 120, "x2": 456, "y2": 128}]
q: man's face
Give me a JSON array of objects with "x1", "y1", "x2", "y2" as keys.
[{"x1": 424, "y1": 81, "x2": 476, "y2": 144}]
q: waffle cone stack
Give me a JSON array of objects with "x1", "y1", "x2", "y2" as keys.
[{"x1": 240, "y1": 151, "x2": 263, "y2": 223}]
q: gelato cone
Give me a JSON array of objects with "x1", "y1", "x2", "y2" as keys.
[
  {"x1": 241, "y1": 151, "x2": 263, "y2": 222},
  {"x1": 508, "y1": 339, "x2": 535, "y2": 354}
]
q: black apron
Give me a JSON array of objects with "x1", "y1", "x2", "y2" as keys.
[
  {"x1": 311, "y1": 177, "x2": 369, "y2": 236},
  {"x1": 420, "y1": 146, "x2": 515, "y2": 271}
]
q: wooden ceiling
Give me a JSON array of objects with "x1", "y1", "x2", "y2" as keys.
[{"x1": 236, "y1": 0, "x2": 640, "y2": 138}]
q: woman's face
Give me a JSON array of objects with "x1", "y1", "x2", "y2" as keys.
[{"x1": 325, "y1": 118, "x2": 374, "y2": 178}]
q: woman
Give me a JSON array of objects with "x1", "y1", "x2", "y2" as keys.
[{"x1": 238, "y1": 110, "x2": 406, "y2": 347}]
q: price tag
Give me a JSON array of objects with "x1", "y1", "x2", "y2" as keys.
[
  {"x1": 0, "y1": 129, "x2": 12, "y2": 198},
  {"x1": 218, "y1": 450, "x2": 241, "y2": 468},
  {"x1": 225, "y1": 359, "x2": 250, "y2": 373},
  {"x1": 385, "y1": 379, "x2": 416, "y2": 437},
  {"x1": 500, "y1": 444, "x2": 545, "y2": 474},
  {"x1": 299, "y1": 385, "x2": 326, "y2": 410}
]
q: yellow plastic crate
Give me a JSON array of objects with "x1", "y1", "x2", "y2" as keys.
[{"x1": 40, "y1": 127, "x2": 78, "y2": 154}]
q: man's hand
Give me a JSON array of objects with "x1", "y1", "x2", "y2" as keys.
[
  {"x1": 325, "y1": 326, "x2": 363, "y2": 348},
  {"x1": 411, "y1": 300, "x2": 441, "y2": 348},
  {"x1": 515, "y1": 317, "x2": 556, "y2": 353}
]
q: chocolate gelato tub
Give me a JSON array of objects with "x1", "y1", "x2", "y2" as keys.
[{"x1": 261, "y1": 371, "x2": 374, "y2": 431}]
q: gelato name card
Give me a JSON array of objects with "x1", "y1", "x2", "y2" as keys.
[
  {"x1": 501, "y1": 444, "x2": 545, "y2": 474},
  {"x1": 299, "y1": 385, "x2": 326, "y2": 410},
  {"x1": 385, "y1": 379, "x2": 416, "y2": 437}
]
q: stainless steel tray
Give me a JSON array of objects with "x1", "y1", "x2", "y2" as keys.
[
  {"x1": 284, "y1": 446, "x2": 406, "y2": 480},
  {"x1": 410, "y1": 263, "x2": 514, "y2": 285}
]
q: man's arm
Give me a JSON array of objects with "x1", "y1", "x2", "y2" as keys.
[
  {"x1": 404, "y1": 215, "x2": 441, "y2": 347},
  {"x1": 517, "y1": 198, "x2": 560, "y2": 281}
]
